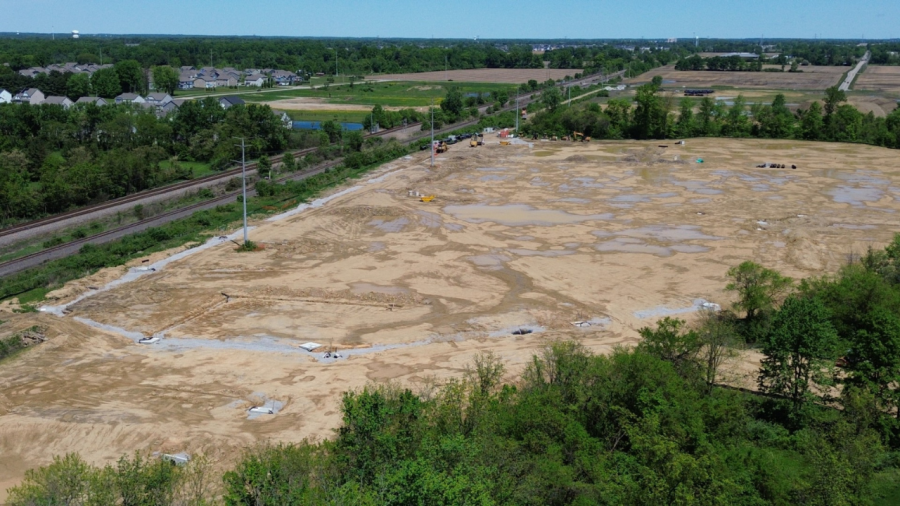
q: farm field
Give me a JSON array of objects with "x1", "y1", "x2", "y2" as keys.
[
  {"x1": 3, "y1": 138, "x2": 900, "y2": 498},
  {"x1": 854, "y1": 65, "x2": 900, "y2": 96},
  {"x1": 366, "y1": 68, "x2": 583, "y2": 83},
  {"x1": 625, "y1": 64, "x2": 846, "y2": 90}
]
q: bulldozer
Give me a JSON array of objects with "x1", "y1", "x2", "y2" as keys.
[
  {"x1": 433, "y1": 140, "x2": 449, "y2": 154},
  {"x1": 572, "y1": 131, "x2": 591, "y2": 143}
]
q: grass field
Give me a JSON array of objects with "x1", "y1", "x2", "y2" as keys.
[
  {"x1": 366, "y1": 68, "x2": 583, "y2": 83},
  {"x1": 281, "y1": 110, "x2": 368, "y2": 123},
  {"x1": 237, "y1": 81, "x2": 513, "y2": 108}
]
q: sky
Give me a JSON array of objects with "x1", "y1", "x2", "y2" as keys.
[{"x1": 2, "y1": 0, "x2": 899, "y2": 40}]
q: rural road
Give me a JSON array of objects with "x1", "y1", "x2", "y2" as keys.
[{"x1": 839, "y1": 51, "x2": 870, "y2": 92}]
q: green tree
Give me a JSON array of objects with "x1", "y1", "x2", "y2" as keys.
[
  {"x1": 282, "y1": 151, "x2": 296, "y2": 172},
  {"x1": 637, "y1": 317, "x2": 701, "y2": 377},
  {"x1": 823, "y1": 85, "x2": 847, "y2": 117},
  {"x1": 440, "y1": 86, "x2": 464, "y2": 122},
  {"x1": 632, "y1": 83, "x2": 668, "y2": 139},
  {"x1": 90, "y1": 67, "x2": 122, "y2": 98},
  {"x1": 675, "y1": 98, "x2": 695, "y2": 138},
  {"x1": 726, "y1": 261, "x2": 793, "y2": 321},
  {"x1": 6, "y1": 453, "x2": 92, "y2": 505},
  {"x1": 258, "y1": 155, "x2": 272, "y2": 179},
  {"x1": 66, "y1": 72, "x2": 91, "y2": 100},
  {"x1": 151, "y1": 65, "x2": 179, "y2": 95},
  {"x1": 800, "y1": 101, "x2": 825, "y2": 140},
  {"x1": 114, "y1": 59, "x2": 146, "y2": 94},
  {"x1": 540, "y1": 86, "x2": 562, "y2": 113},
  {"x1": 696, "y1": 311, "x2": 740, "y2": 392},
  {"x1": 758, "y1": 296, "x2": 839, "y2": 412}
]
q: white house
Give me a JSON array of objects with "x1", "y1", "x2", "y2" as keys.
[
  {"x1": 244, "y1": 74, "x2": 265, "y2": 87},
  {"x1": 0, "y1": 89, "x2": 11, "y2": 104},
  {"x1": 272, "y1": 109, "x2": 292, "y2": 129},
  {"x1": 145, "y1": 93, "x2": 173, "y2": 106},
  {"x1": 115, "y1": 93, "x2": 146, "y2": 105}
]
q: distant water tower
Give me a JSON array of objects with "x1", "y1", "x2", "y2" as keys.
[{"x1": 72, "y1": 30, "x2": 79, "y2": 39}]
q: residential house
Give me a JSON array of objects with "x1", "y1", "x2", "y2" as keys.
[
  {"x1": 244, "y1": 74, "x2": 265, "y2": 87},
  {"x1": 145, "y1": 93, "x2": 173, "y2": 106},
  {"x1": 0, "y1": 89, "x2": 11, "y2": 104},
  {"x1": 42, "y1": 96, "x2": 74, "y2": 109},
  {"x1": 75, "y1": 96, "x2": 108, "y2": 106},
  {"x1": 193, "y1": 78, "x2": 216, "y2": 89},
  {"x1": 13, "y1": 88, "x2": 45, "y2": 105},
  {"x1": 18, "y1": 67, "x2": 45, "y2": 78},
  {"x1": 218, "y1": 96, "x2": 245, "y2": 109},
  {"x1": 271, "y1": 70, "x2": 299, "y2": 86},
  {"x1": 115, "y1": 93, "x2": 146, "y2": 105},
  {"x1": 272, "y1": 109, "x2": 292, "y2": 129},
  {"x1": 215, "y1": 76, "x2": 238, "y2": 88},
  {"x1": 178, "y1": 72, "x2": 195, "y2": 90},
  {"x1": 158, "y1": 100, "x2": 182, "y2": 116}
]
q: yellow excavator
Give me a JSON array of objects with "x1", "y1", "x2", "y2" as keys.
[
  {"x1": 470, "y1": 134, "x2": 483, "y2": 147},
  {"x1": 572, "y1": 131, "x2": 591, "y2": 143},
  {"x1": 434, "y1": 141, "x2": 449, "y2": 154}
]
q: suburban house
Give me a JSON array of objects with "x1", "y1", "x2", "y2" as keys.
[
  {"x1": 218, "y1": 96, "x2": 245, "y2": 109},
  {"x1": 244, "y1": 74, "x2": 266, "y2": 87},
  {"x1": 271, "y1": 70, "x2": 300, "y2": 86},
  {"x1": 145, "y1": 93, "x2": 173, "y2": 106},
  {"x1": 13, "y1": 88, "x2": 45, "y2": 105},
  {"x1": 75, "y1": 96, "x2": 108, "y2": 106},
  {"x1": 193, "y1": 77, "x2": 216, "y2": 89},
  {"x1": 178, "y1": 72, "x2": 195, "y2": 90},
  {"x1": 42, "y1": 96, "x2": 74, "y2": 109},
  {"x1": 158, "y1": 100, "x2": 182, "y2": 116},
  {"x1": 0, "y1": 89, "x2": 11, "y2": 104},
  {"x1": 115, "y1": 93, "x2": 146, "y2": 105},
  {"x1": 272, "y1": 109, "x2": 292, "y2": 129},
  {"x1": 215, "y1": 76, "x2": 238, "y2": 87}
]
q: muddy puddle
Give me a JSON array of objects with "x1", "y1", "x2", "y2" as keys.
[{"x1": 444, "y1": 204, "x2": 613, "y2": 226}]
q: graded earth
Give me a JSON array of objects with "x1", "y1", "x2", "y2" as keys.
[{"x1": 2, "y1": 137, "x2": 900, "y2": 497}]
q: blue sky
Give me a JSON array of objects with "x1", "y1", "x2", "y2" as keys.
[{"x1": 3, "y1": 0, "x2": 899, "y2": 39}]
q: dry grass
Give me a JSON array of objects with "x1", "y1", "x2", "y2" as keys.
[
  {"x1": 853, "y1": 65, "x2": 900, "y2": 95},
  {"x1": 367, "y1": 68, "x2": 584, "y2": 84},
  {"x1": 626, "y1": 64, "x2": 845, "y2": 90}
]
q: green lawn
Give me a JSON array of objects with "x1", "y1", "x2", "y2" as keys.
[
  {"x1": 237, "y1": 81, "x2": 516, "y2": 108},
  {"x1": 283, "y1": 110, "x2": 369, "y2": 123},
  {"x1": 159, "y1": 160, "x2": 214, "y2": 178}
]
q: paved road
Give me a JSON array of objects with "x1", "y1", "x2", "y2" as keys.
[{"x1": 839, "y1": 51, "x2": 870, "y2": 92}]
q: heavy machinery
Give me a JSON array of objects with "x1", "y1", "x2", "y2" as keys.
[
  {"x1": 572, "y1": 131, "x2": 591, "y2": 143},
  {"x1": 470, "y1": 134, "x2": 484, "y2": 147},
  {"x1": 433, "y1": 140, "x2": 449, "y2": 154},
  {"x1": 420, "y1": 195, "x2": 435, "y2": 202}
]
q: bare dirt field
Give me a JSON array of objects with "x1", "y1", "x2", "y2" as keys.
[
  {"x1": 854, "y1": 65, "x2": 900, "y2": 96},
  {"x1": 366, "y1": 68, "x2": 583, "y2": 84},
  {"x1": 626, "y1": 64, "x2": 846, "y2": 90},
  {"x1": 3, "y1": 138, "x2": 900, "y2": 498}
]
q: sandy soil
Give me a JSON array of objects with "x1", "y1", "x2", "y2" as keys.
[
  {"x1": 366, "y1": 68, "x2": 584, "y2": 84},
  {"x1": 626, "y1": 64, "x2": 845, "y2": 90},
  {"x1": 3, "y1": 138, "x2": 900, "y2": 499},
  {"x1": 854, "y1": 65, "x2": 900, "y2": 96},
  {"x1": 261, "y1": 96, "x2": 429, "y2": 113}
]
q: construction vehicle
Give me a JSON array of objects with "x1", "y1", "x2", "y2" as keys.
[
  {"x1": 433, "y1": 140, "x2": 449, "y2": 154},
  {"x1": 470, "y1": 134, "x2": 484, "y2": 147},
  {"x1": 500, "y1": 140, "x2": 511, "y2": 146},
  {"x1": 572, "y1": 131, "x2": 591, "y2": 143},
  {"x1": 420, "y1": 195, "x2": 435, "y2": 202}
]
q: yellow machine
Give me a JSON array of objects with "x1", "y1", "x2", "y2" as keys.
[
  {"x1": 470, "y1": 134, "x2": 484, "y2": 147},
  {"x1": 434, "y1": 141, "x2": 449, "y2": 154},
  {"x1": 572, "y1": 131, "x2": 591, "y2": 142},
  {"x1": 500, "y1": 140, "x2": 510, "y2": 146},
  {"x1": 420, "y1": 195, "x2": 435, "y2": 202}
]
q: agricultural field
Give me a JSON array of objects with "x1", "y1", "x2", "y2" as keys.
[
  {"x1": 366, "y1": 68, "x2": 583, "y2": 84},
  {"x1": 854, "y1": 65, "x2": 900, "y2": 96},
  {"x1": 3, "y1": 137, "x2": 900, "y2": 497},
  {"x1": 625, "y1": 64, "x2": 846, "y2": 90}
]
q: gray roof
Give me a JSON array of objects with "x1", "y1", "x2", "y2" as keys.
[
  {"x1": 219, "y1": 96, "x2": 245, "y2": 106},
  {"x1": 76, "y1": 96, "x2": 103, "y2": 104},
  {"x1": 146, "y1": 93, "x2": 171, "y2": 101},
  {"x1": 117, "y1": 93, "x2": 141, "y2": 100},
  {"x1": 42, "y1": 96, "x2": 71, "y2": 105}
]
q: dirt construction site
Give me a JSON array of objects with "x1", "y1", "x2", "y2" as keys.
[{"x1": 3, "y1": 137, "x2": 900, "y2": 496}]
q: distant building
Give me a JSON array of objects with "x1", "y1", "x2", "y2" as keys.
[
  {"x1": 0, "y1": 89, "x2": 11, "y2": 104},
  {"x1": 218, "y1": 96, "x2": 245, "y2": 109},
  {"x1": 115, "y1": 93, "x2": 145, "y2": 105},
  {"x1": 244, "y1": 74, "x2": 265, "y2": 87},
  {"x1": 271, "y1": 109, "x2": 292, "y2": 129},
  {"x1": 145, "y1": 93, "x2": 173, "y2": 106},
  {"x1": 42, "y1": 96, "x2": 74, "y2": 109},
  {"x1": 75, "y1": 96, "x2": 108, "y2": 106},
  {"x1": 13, "y1": 88, "x2": 44, "y2": 105}
]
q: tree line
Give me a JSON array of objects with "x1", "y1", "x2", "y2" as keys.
[
  {"x1": 0, "y1": 99, "x2": 299, "y2": 224},
  {"x1": 524, "y1": 78, "x2": 900, "y2": 148},
  {"x1": 9, "y1": 238, "x2": 900, "y2": 503}
]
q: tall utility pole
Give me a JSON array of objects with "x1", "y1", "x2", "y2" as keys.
[
  {"x1": 335, "y1": 48, "x2": 338, "y2": 78},
  {"x1": 235, "y1": 138, "x2": 249, "y2": 243},
  {"x1": 515, "y1": 90, "x2": 519, "y2": 133},
  {"x1": 430, "y1": 98, "x2": 435, "y2": 167}
]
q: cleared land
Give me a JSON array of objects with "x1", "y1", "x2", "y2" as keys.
[
  {"x1": 3, "y1": 138, "x2": 900, "y2": 497},
  {"x1": 854, "y1": 65, "x2": 900, "y2": 95},
  {"x1": 626, "y1": 64, "x2": 845, "y2": 90},
  {"x1": 366, "y1": 68, "x2": 583, "y2": 83}
]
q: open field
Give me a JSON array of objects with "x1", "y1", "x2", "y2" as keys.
[
  {"x1": 366, "y1": 68, "x2": 583, "y2": 84},
  {"x1": 240, "y1": 81, "x2": 512, "y2": 109},
  {"x1": 626, "y1": 64, "x2": 846, "y2": 90},
  {"x1": 854, "y1": 65, "x2": 900, "y2": 96},
  {"x1": 3, "y1": 138, "x2": 900, "y2": 498}
]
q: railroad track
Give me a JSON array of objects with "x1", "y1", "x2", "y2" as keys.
[{"x1": 0, "y1": 75, "x2": 589, "y2": 278}]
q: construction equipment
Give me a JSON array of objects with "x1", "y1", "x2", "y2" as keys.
[
  {"x1": 572, "y1": 131, "x2": 584, "y2": 141},
  {"x1": 420, "y1": 195, "x2": 435, "y2": 202},
  {"x1": 500, "y1": 140, "x2": 510, "y2": 146},
  {"x1": 470, "y1": 134, "x2": 484, "y2": 147},
  {"x1": 433, "y1": 140, "x2": 449, "y2": 154}
]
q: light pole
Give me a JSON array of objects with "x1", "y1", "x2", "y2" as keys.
[
  {"x1": 234, "y1": 138, "x2": 249, "y2": 243},
  {"x1": 335, "y1": 48, "x2": 338, "y2": 79},
  {"x1": 515, "y1": 90, "x2": 519, "y2": 133},
  {"x1": 430, "y1": 98, "x2": 435, "y2": 167}
]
